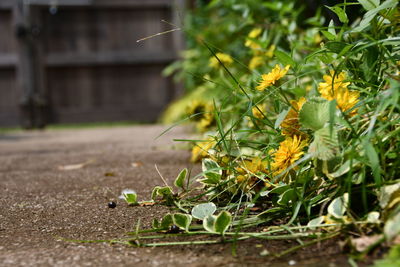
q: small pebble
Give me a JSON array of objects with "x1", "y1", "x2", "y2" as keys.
[
  {"x1": 288, "y1": 260, "x2": 296, "y2": 265},
  {"x1": 108, "y1": 201, "x2": 117, "y2": 209},
  {"x1": 168, "y1": 225, "x2": 180, "y2": 233}
]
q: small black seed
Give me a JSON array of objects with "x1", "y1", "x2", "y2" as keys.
[
  {"x1": 108, "y1": 201, "x2": 117, "y2": 209},
  {"x1": 168, "y1": 225, "x2": 180, "y2": 233}
]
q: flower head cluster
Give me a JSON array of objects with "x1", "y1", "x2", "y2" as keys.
[
  {"x1": 251, "y1": 104, "x2": 266, "y2": 119},
  {"x1": 245, "y1": 28, "x2": 262, "y2": 50},
  {"x1": 209, "y1": 52, "x2": 233, "y2": 69},
  {"x1": 187, "y1": 100, "x2": 215, "y2": 132},
  {"x1": 235, "y1": 157, "x2": 267, "y2": 189},
  {"x1": 249, "y1": 56, "x2": 264, "y2": 70},
  {"x1": 256, "y1": 65, "x2": 290, "y2": 91},
  {"x1": 280, "y1": 97, "x2": 307, "y2": 137},
  {"x1": 318, "y1": 71, "x2": 359, "y2": 115},
  {"x1": 191, "y1": 138, "x2": 216, "y2": 163},
  {"x1": 271, "y1": 135, "x2": 307, "y2": 178}
]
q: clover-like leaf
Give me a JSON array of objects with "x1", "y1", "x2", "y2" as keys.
[
  {"x1": 174, "y1": 168, "x2": 188, "y2": 189},
  {"x1": 160, "y1": 214, "x2": 173, "y2": 229},
  {"x1": 192, "y1": 202, "x2": 217, "y2": 220},
  {"x1": 203, "y1": 215, "x2": 217, "y2": 233},
  {"x1": 384, "y1": 211, "x2": 400, "y2": 241},
  {"x1": 173, "y1": 213, "x2": 192, "y2": 232},
  {"x1": 328, "y1": 193, "x2": 349, "y2": 218},
  {"x1": 214, "y1": 211, "x2": 232, "y2": 235},
  {"x1": 201, "y1": 158, "x2": 222, "y2": 184},
  {"x1": 124, "y1": 193, "x2": 138, "y2": 205},
  {"x1": 307, "y1": 216, "x2": 325, "y2": 229},
  {"x1": 152, "y1": 218, "x2": 160, "y2": 229},
  {"x1": 299, "y1": 97, "x2": 331, "y2": 131},
  {"x1": 151, "y1": 186, "x2": 161, "y2": 201}
]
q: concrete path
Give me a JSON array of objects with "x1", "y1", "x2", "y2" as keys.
[{"x1": 0, "y1": 126, "x2": 348, "y2": 266}]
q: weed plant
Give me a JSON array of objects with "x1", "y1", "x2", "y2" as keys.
[{"x1": 119, "y1": 0, "x2": 400, "y2": 262}]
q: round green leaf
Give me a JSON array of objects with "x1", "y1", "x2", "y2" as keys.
[
  {"x1": 328, "y1": 193, "x2": 349, "y2": 218},
  {"x1": 173, "y1": 213, "x2": 192, "y2": 231},
  {"x1": 192, "y1": 202, "x2": 217, "y2": 220},
  {"x1": 299, "y1": 97, "x2": 331, "y2": 131},
  {"x1": 203, "y1": 215, "x2": 216, "y2": 233},
  {"x1": 174, "y1": 168, "x2": 188, "y2": 189},
  {"x1": 214, "y1": 211, "x2": 232, "y2": 235}
]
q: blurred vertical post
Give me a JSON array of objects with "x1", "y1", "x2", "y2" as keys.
[{"x1": 13, "y1": 0, "x2": 47, "y2": 128}]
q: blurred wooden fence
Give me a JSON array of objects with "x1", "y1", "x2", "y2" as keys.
[{"x1": 0, "y1": 0, "x2": 184, "y2": 127}]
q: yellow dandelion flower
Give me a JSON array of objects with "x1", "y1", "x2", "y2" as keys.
[
  {"x1": 256, "y1": 65, "x2": 290, "y2": 91},
  {"x1": 335, "y1": 89, "x2": 360, "y2": 116},
  {"x1": 265, "y1": 44, "x2": 276, "y2": 58},
  {"x1": 191, "y1": 138, "x2": 216, "y2": 163},
  {"x1": 209, "y1": 53, "x2": 233, "y2": 69},
  {"x1": 249, "y1": 56, "x2": 264, "y2": 70},
  {"x1": 271, "y1": 135, "x2": 307, "y2": 176},
  {"x1": 235, "y1": 157, "x2": 267, "y2": 186},
  {"x1": 197, "y1": 104, "x2": 215, "y2": 132},
  {"x1": 318, "y1": 71, "x2": 350, "y2": 99},
  {"x1": 252, "y1": 104, "x2": 266, "y2": 119},
  {"x1": 318, "y1": 71, "x2": 359, "y2": 115},
  {"x1": 280, "y1": 97, "x2": 306, "y2": 137},
  {"x1": 245, "y1": 28, "x2": 263, "y2": 50},
  {"x1": 187, "y1": 100, "x2": 207, "y2": 121},
  {"x1": 236, "y1": 157, "x2": 266, "y2": 175}
]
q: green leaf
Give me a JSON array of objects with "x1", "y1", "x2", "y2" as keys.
[
  {"x1": 257, "y1": 207, "x2": 282, "y2": 219},
  {"x1": 325, "y1": 41, "x2": 349, "y2": 54},
  {"x1": 173, "y1": 213, "x2": 192, "y2": 232},
  {"x1": 384, "y1": 211, "x2": 400, "y2": 241},
  {"x1": 358, "y1": 0, "x2": 380, "y2": 10},
  {"x1": 308, "y1": 127, "x2": 339, "y2": 160},
  {"x1": 327, "y1": 159, "x2": 361, "y2": 179},
  {"x1": 191, "y1": 202, "x2": 217, "y2": 220},
  {"x1": 274, "y1": 109, "x2": 289, "y2": 129},
  {"x1": 151, "y1": 186, "x2": 161, "y2": 200},
  {"x1": 320, "y1": 30, "x2": 336, "y2": 41},
  {"x1": 326, "y1": 5, "x2": 349, "y2": 23},
  {"x1": 156, "y1": 186, "x2": 173, "y2": 198},
  {"x1": 366, "y1": 211, "x2": 380, "y2": 223},
  {"x1": 307, "y1": 216, "x2": 325, "y2": 229},
  {"x1": 352, "y1": 0, "x2": 398, "y2": 32},
  {"x1": 214, "y1": 211, "x2": 232, "y2": 235},
  {"x1": 379, "y1": 182, "x2": 400, "y2": 209},
  {"x1": 203, "y1": 215, "x2": 217, "y2": 233},
  {"x1": 328, "y1": 193, "x2": 349, "y2": 218},
  {"x1": 277, "y1": 188, "x2": 297, "y2": 206},
  {"x1": 152, "y1": 218, "x2": 160, "y2": 229},
  {"x1": 201, "y1": 158, "x2": 222, "y2": 184},
  {"x1": 160, "y1": 214, "x2": 173, "y2": 229},
  {"x1": 174, "y1": 168, "x2": 187, "y2": 189},
  {"x1": 124, "y1": 193, "x2": 138, "y2": 205},
  {"x1": 274, "y1": 50, "x2": 296, "y2": 67},
  {"x1": 363, "y1": 139, "x2": 382, "y2": 186},
  {"x1": 327, "y1": 20, "x2": 336, "y2": 35},
  {"x1": 299, "y1": 97, "x2": 331, "y2": 131},
  {"x1": 269, "y1": 185, "x2": 290, "y2": 195}
]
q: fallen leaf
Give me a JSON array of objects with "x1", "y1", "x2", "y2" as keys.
[
  {"x1": 138, "y1": 201, "x2": 156, "y2": 206},
  {"x1": 351, "y1": 235, "x2": 382, "y2": 252},
  {"x1": 104, "y1": 172, "x2": 116, "y2": 177},
  {"x1": 131, "y1": 162, "x2": 143, "y2": 168},
  {"x1": 58, "y1": 160, "x2": 94, "y2": 171}
]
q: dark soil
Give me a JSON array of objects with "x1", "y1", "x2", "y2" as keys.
[{"x1": 0, "y1": 125, "x2": 356, "y2": 266}]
